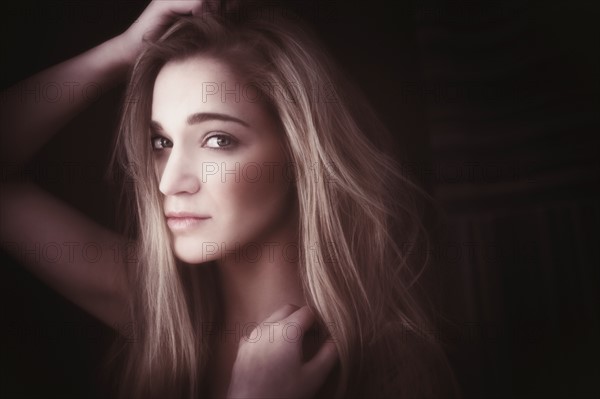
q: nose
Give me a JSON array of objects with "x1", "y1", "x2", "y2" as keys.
[{"x1": 158, "y1": 146, "x2": 200, "y2": 196}]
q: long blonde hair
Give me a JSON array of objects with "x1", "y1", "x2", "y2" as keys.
[{"x1": 110, "y1": 9, "x2": 459, "y2": 399}]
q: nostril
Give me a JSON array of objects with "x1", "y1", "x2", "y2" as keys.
[
  {"x1": 155, "y1": 150, "x2": 201, "y2": 195},
  {"x1": 159, "y1": 171, "x2": 201, "y2": 196}
]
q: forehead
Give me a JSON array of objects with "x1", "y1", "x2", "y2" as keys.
[{"x1": 151, "y1": 56, "x2": 262, "y2": 127}]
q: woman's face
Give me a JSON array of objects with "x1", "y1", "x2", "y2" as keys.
[{"x1": 151, "y1": 56, "x2": 295, "y2": 264}]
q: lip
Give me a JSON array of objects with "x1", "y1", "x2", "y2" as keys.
[
  {"x1": 165, "y1": 212, "x2": 210, "y2": 232},
  {"x1": 165, "y1": 211, "x2": 210, "y2": 218}
]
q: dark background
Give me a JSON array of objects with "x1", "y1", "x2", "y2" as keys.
[{"x1": 1, "y1": 0, "x2": 598, "y2": 398}]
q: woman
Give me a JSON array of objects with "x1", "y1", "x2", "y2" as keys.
[{"x1": 0, "y1": 1, "x2": 459, "y2": 398}]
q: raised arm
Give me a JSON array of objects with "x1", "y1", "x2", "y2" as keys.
[
  {"x1": 0, "y1": 0, "x2": 205, "y2": 330},
  {"x1": 0, "y1": 36, "x2": 129, "y2": 168},
  {"x1": 0, "y1": 0, "x2": 205, "y2": 168}
]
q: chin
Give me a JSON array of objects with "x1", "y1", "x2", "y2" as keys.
[{"x1": 172, "y1": 237, "x2": 218, "y2": 265}]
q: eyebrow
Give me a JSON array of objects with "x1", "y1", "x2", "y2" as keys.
[{"x1": 150, "y1": 112, "x2": 250, "y2": 133}]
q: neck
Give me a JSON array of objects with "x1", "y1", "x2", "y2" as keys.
[{"x1": 214, "y1": 221, "x2": 306, "y2": 341}]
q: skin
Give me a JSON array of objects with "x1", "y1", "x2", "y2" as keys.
[
  {"x1": 152, "y1": 56, "x2": 294, "y2": 266},
  {"x1": 150, "y1": 54, "x2": 338, "y2": 397},
  {"x1": 1, "y1": 0, "x2": 338, "y2": 397}
]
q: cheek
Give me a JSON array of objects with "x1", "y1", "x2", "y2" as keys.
[
  {"x1": 218, "y1": 162, "x2": 291, "y2": 215},
  {"x1": 210, "y1": 159, "x2": 293, "y2": 237}
]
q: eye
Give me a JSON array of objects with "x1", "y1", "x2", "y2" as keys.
[
  {"x1": 204, "y1": 133, "x2": 237, "y2": 149},
  {"x1": 151, "y1": 136, "x2": 173, "y2": 151}
]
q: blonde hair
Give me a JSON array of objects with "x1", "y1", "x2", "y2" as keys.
[{"x1": 110, "y1": 9, "x2": 459, "y2": 399}]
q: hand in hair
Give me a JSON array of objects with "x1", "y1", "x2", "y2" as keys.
[
  {"x1": 227, "y1": 304, "x2": 339, "y2": 399},
  {"x1": 116, "y1": 0, "x2": 205, "y2": 66}
]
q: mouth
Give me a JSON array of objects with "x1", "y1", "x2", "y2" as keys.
[
  {"x1": 165, "y1": 213, "x2": 211, "y2": 232},
  {"x1": 166, "y1": 216, "x2": 210, "y2": 231}
]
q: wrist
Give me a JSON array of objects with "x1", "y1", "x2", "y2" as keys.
[{"x1": 108, "y1": 33, "x2": 139, "y2": 70}]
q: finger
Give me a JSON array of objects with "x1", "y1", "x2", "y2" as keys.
[
  {"x1": 189, "y1": 0, "x2": 205, "y2": 16},
  {"x1": 155, "y1": 0, "x2": 204, "y2": 16},
  {"x1": 285, "y1": 305, "x2": 317, "y2": 331},
  {"x1": 262, "y1": 303, "x2": 300, "y2": 324},
  {"x1": 303, "y1": 339, "x2": 339, "y2": 378}
]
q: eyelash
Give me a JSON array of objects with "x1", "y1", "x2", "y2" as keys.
[{"x1": 150, "y1": 133, "x2": 237, "y2": 151}]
